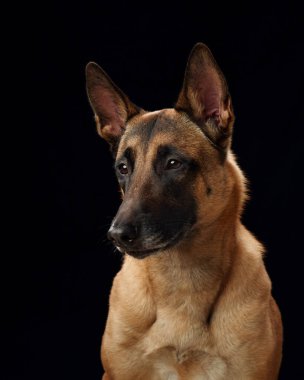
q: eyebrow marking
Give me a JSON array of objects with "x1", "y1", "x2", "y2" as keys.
[
  {"x1": 124, "y1": 147, "x2": 134, "y2": 163},
  {"x1": 156, "y1": 144, "x2": 193, "y2": 162},
  {"x1": 116, "y1": 147, "x2": 135, "y2": 168}
]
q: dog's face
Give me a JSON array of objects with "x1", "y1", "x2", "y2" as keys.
[{"x1": 86, "y1": 43, "x2": 235, "y2": 259}]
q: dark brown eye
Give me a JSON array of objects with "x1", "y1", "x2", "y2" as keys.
[
  {"x1": 118, "y1": 163, "x2": 128, "y2": 175},
  {"x1": 165, "y1": 159, "x2": 182, "y2": 170}
]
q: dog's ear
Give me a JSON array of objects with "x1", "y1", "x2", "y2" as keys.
[
  {"x1": 86, "y1": 62, "x2": 140, "y2": 146},
  {"x1": 176, "y1": 43, "x2": 234, "y2": 151}
]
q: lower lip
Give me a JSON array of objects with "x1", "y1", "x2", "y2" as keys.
[{"x1": 126, "y1": 247, "x2": 161, "y2": 258}]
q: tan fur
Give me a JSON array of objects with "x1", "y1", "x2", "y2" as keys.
[{"x1": 100, "y1": 110, "x2": 283, "y2": 379}]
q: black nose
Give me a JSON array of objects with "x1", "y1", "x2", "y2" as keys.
[{"x1": 107, "y1": 224, "x2": 138, "y2": 248}]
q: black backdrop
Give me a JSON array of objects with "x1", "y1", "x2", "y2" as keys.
[{"x1": 15, "y1": 1, "x2": 304, "y2": 379}]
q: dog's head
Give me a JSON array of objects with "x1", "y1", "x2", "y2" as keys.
[{"x1": 86, "y1": 43, "x2": 241, "y2": 259}]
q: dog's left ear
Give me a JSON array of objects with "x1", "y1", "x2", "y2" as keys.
[{"x1": 176, "y1": 43, "x2": 234, "y2": 151}]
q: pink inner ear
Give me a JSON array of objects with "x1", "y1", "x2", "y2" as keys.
[
  {"x1": 91, "y1": 84, "x2": 126, "y2": 136},
  {"x1": 203, "y1": 91, "x2": 221, "y2": 119},
  {"x1": 198, "y1": 71, "x2": 223, "y2": 120}
]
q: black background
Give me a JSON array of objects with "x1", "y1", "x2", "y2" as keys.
[{"x1": 12, "y1": 1, "x2": 304, "y2": 379}]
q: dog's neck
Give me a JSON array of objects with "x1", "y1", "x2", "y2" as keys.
[{"x1": 138, "y1": 194, "x2": 239, "y2": 322}]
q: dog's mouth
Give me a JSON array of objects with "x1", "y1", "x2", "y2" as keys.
[{"x1": 115, "y1": 229, "x2": 188, "y2": 259}]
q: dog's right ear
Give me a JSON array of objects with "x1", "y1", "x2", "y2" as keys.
[{"x1": 86, "y1": 63, "x2": 140, "y2": 146}]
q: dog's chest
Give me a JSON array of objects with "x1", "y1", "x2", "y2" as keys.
[
  {"x1": 145, "y1": 303, "x2": 207, "y2": 348},
  {"x1": 140, "y1": 307, "x2": 228, "y2": 380}
]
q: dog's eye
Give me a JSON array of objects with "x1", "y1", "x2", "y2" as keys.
[
  {"x1": 118, "y1": 163, "x2": 129, "y2": 175},
  {"x1": 165, "y1": 159, "x2": 182, "y2": 170}
]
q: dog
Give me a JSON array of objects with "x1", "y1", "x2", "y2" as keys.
[{"x1": 86, "y1": 43, "x2": 282, "y2": 380}]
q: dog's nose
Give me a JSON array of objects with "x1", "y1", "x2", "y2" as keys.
[{"x1": 107, "y1": 224, "x2": 138, "y2": 247}]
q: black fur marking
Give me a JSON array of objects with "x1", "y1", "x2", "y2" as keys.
[
  {"x1": 126, "y1": 116, "x2": 158, "y2": 149},
  {"x1": 129, "y1": 145, "x2": 198, "y2": 254},
  {"x1": 112, "y1": 145, "x2": 198, "y2": 257}
]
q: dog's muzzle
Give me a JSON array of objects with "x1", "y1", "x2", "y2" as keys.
[{"x1": 107, "y1": 222, "x2": 171, "y2": 259}]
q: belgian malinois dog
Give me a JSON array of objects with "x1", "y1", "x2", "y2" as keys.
[{"x1": 86, "y1": 43, "x2": 282, "y2": 380}]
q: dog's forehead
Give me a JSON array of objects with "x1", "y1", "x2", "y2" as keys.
[
  {"x1": 125, "y1": 109, "x2": 184, "y2": 140},
  {"x1": 117, "y1": 109, "x2": 208, "y2": 159}
]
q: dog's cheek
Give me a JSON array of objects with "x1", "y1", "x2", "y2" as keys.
[{"x1": 196, "y1": 166, "x2": 233, "y2": 226}]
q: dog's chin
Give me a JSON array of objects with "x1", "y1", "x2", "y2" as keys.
[{"x1": 126, "y1": 247, "x2": 163, "y2": 259}]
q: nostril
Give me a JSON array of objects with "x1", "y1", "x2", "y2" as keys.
[
  {"x1": 121, "y1": 235, "x2": 134, "y2": 244},
  {"x1": 120, "y1": 226, "x2": 137, "y2": 244}
]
